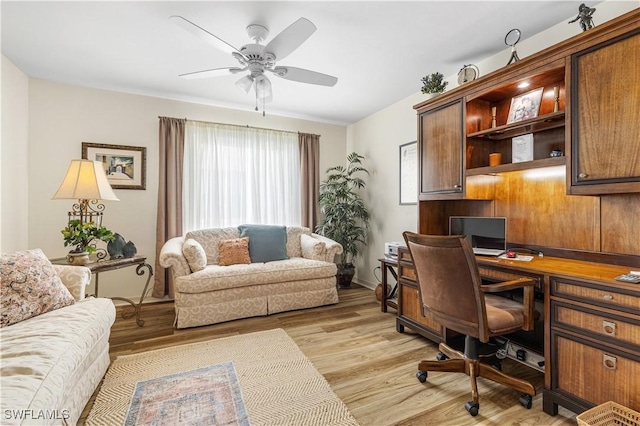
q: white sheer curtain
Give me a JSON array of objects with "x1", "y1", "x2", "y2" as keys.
[{"x1": 183, "y1": 121, "x2": 301, "y2": 231}]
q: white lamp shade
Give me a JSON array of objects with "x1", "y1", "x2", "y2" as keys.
[{"x1": 52, "y1": 160, "x2": 119, "y2": 201}]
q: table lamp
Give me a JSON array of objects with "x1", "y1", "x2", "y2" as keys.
[{"x1": 52, "y1": 159, "x2": 119, "y2": 226}]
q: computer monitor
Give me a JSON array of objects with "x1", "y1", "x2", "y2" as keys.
[{"x1": 449, "y1": 216, "x2": 507, "y2": 256}]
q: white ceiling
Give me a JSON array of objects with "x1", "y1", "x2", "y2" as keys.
[{"x1": 2, "y1": 1, "x2": 599, "y2": 126}]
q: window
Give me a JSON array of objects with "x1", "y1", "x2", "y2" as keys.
[{"x1": 182, "y1": 121, "x2": 301, "y2": 231}]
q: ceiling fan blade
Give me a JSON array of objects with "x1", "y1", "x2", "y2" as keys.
[
  {"x1": 170, "y1": 15, "x2": 243, "y2": 57},
  {"x1": 272, "y1": 66, "x2": 338, "y2": 87},
  {"x1": 179, "y1": 67, "x2": 240, "y2": 79},
  {"x1": 265, "y1": 17, "x2": 316, "y2": 61}
]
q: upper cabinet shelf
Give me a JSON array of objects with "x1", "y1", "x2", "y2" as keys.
[{"x1": 467, "y1": 111, "x2": 565, "y2": 141}]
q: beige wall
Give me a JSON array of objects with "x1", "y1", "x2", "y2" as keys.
[
  {"x1": 1, "y1": 56, "x2": 30, "y2": 252},
  {"x1": 347, "y1": 1, "x2": 638, "y2": 289},
  {"x1": 23, "y1": 80, "x2": 346, "y2": 299}
]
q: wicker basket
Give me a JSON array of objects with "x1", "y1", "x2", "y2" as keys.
[{"x1": 577, "y1": 402, "x2": 640, "y2": 426}]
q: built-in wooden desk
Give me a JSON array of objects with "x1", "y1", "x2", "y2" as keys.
[{"x1": 397, "y1": 248, "x2": 640, "y2": 416}]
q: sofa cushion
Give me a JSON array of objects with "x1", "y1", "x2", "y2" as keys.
[
  {"x1": 175, "y1": 258, "x2": 337, "y2": 294},
  {"x1": 182, "y1": 238, "x2": 207, "y2": 272},
  {"x1": 238, "y1": 224, "x2": 289, "y2": 263},
  {"x1": 0, "y1": 248, "x2": 75, "y2": 327},
  {"x1": 0, "y1": 297, "x2": 115, "y2": 421},
  {"x1": 300, "y1": 233, "x2": 327, "y2": 261},
  {"x1": 218, "y1": 237, "x2": 251, "y2": 266},
  {"x1": 185, "y1": 227, "x2": 240, "y2": 265}
]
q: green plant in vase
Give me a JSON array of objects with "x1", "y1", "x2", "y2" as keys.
[
  {"x1": 61, "y1": 220, "x2": 115, "y2": 264},
  {"x1": 316, "y1": 152, "x2": 371, "y2": 288}
]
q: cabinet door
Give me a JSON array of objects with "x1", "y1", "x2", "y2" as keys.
[
  {"x1": 419, "y1": 99, "x2": 464, "y2": 198},
  {"x1": 569, "y1": 29, "x2": 640, "y2": 194}
]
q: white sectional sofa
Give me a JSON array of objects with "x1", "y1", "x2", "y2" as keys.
[
  {"x1": 1, "y1": 250, "x2": 115, "y2": 426},
  {"x1": 159, "y1": 225, "x2": 343, "y2": 329}
]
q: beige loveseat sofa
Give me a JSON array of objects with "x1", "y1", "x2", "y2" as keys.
[
  {"x1": 159, "y1": 226, "x2": 343, "y2": 329},
  {"x1": 1, "y1": 249, "x2": 115, "y2": 426}
]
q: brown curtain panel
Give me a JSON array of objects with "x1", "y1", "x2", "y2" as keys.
[
  {"x1": 299, "y1": 132, "x2": 320, "y2": 230},
  {"x1": 153, "y1": 117, "x2": 185, "y2": 298}
]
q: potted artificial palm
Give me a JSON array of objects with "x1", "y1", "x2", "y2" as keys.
[
  {"x1": 61, "y1": 220, "x2": 115, "y2": 265},
  {"x1": 316, "y1": 152, "x2": 371, "y2": 288}
]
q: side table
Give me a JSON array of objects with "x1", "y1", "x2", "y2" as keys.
[
  {"x1": 378, "y1": 257, "x2": 399, "y2": 312},
  {"x1": 50, "y1": 255, "x2": 153, "y2": 326}
]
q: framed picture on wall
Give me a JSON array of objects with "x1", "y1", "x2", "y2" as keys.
[
  {"x1": 506, "y1": 87, "x2": 544, "y2": 124},
  {"x1": 82, "y1": 142, "x2": 146, "y2": 190},
  {"x1": 399, "y1": 141, "x2": 417, "y2": 205}
]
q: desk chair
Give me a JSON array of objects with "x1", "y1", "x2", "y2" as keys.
[{"x1": 403, "y1": 232, "x2": 537, "y2": 416}]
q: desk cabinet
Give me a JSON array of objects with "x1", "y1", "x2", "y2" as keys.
[
  {"x1": 396, "y1": 247, "x2": 444, "y2": 343},
  {"x1": 544, "y1": 277, "x2": 640, "y2": 415}
]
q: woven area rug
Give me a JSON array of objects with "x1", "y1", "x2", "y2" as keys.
[{"x1": 86, "y1": 328, "x2": 359, "y2": 426}]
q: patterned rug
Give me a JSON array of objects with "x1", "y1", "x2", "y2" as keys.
[{"x1": 86, "y1": 328, "x2": 359, "y2": 426}]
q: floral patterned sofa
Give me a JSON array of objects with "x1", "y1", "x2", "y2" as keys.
[
  {"x1": 159, "y1": 225, "x2": 343, "y2": 329},
  {"x1": 0, "y1": 249, "x2": 116, "y2": 425}
]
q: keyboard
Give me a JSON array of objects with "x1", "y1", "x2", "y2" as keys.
[{"x1": 473, "y1": 248, "x2": 505, "y2": 257}]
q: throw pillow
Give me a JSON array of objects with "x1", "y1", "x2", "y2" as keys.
[
  {"x1": 300, "y1": 233, "x2": 327, "y2": 261},
  {"x1": 238, "y1": 224, "x2": 289, "y2": 263},
  {"x1": 0, "y1": 248, "x2": 75, "y2": 327},
  {"x1": 218, "y1": 237, "x2": 251, "y2": 266},
  {"x1": 182, "y1": 238, "x2": 207, "y2": 272}
]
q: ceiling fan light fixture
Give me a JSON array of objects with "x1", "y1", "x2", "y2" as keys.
[{"x1": 235, "y1": 75, "x2": 254, "y2": 93}]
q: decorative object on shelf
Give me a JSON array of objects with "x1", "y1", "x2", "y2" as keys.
[
  {"x1": 317, "y1": 152, "x2": 371, "y2": 288},
  {"x1": 399, "y1": 141, "x2": 417, "y2": 205},
  {"x1": 512, "y1": 133, "x2": 534, "y2": 163},
  {"x1": 375, "y1": 283, "x2": 392, "y2": 302},
  {"x1": 569, "y1": 4, "x2": 596, "y2": 32},
  {"x1": 420, "y1": 72, "x2": 448, "y2": 95},
  {"x1": 107, "y1": 233, "x2": 126, "y2": 259},
  {"x1": 505, "y1": 28, "x2": 522, "y2": 65},
  {"x1": 553, "y1": 86, "x2": 560, "y2": 112},
  {"x1": 52, "y1": 159, "x2": 120, "y2": 227},
  {"x1": 457, "y1": 64, "x2": 479, "y2": 85},
  {"x1": 550, "y1": 149, "x2": 564, "y2": 157},
  {"x1": 123, "y1": 240, "x2": 137, "y2": 258},
  {"x1": 82, "y1": 142, "x2": 147, "y2": 190},
  {"x1": 507, "y1": 87, "x2": 544, "y2": 123},
  {"x1": 491, "y1": 106, "x2": 497, "y2": 128},
  {"x1": 61, "y1": 219, "x2": 115, "y2": 265},
  {"x1": 489, "y1": 153, "x2": 502, "y2": 167}
]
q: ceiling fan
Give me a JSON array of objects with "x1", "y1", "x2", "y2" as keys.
[{"x1": 170, "y1": 15, "x2": 338, "y2": 110}]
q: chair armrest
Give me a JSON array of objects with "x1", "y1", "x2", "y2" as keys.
[
  {"x1": 482, "y1": 278, "x2": 536, "y2": 331},
  {"x1": 53, "y1": 264, "x2": 91, "y2": 301},
  {"x1": 311, "y1": 233, "x2": 343, "y2": 263},
  {"x1": 159, "y1": 236, "x2": 191, "y2": 278}
]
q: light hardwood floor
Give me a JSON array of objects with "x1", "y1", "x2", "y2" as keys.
[{"x1": 80, "y1": 285, "x2": 577, "y2": 425}]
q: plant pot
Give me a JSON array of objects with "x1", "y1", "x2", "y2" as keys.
[
  {"x1": 336, "y1": 263, "x2": 356, "y2": 288},
  {"x1": 67, "y1": 251, "x2": 90, "y2": 265}
]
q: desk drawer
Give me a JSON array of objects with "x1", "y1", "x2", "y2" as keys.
[
  {"x1": 554, "y1": 304, "x2": 640, "y2": 347},
  {"x1": 553, "y1": 279, "x2": 639, "y2": 312},
  {"x1": 554, "y1": 334, "x2": 640, "y2": 411}
]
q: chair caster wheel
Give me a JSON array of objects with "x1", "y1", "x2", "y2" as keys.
[
  {"x1": 465, "y1": 401, "x2": 479, "y2": 416},
  {"x1": 436, "y1": 352, "x2": 448, "y2": 361},
  {"x1": 416, "y1": 370, "x2": 428, "y2": 383},
  {"x1": 519, "y1": 394, "x2": 533, "y2": 409}
]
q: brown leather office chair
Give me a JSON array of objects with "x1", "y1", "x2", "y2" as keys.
[{"x1": 403, "y1": 232, "x2": 537, "y2": 416}]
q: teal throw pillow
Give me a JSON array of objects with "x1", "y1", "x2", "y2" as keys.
[{"x1": 238, "y1": 224, "x2": 289, "y2": 263}]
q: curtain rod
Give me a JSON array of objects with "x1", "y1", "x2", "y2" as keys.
[{"x1": 158, "y1": 116, "x2": 320, "y2": 137}]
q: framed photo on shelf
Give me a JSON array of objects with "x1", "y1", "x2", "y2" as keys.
[
  {"x1": 507, "y1": 87, "x2": 544, "y2": 124},
  {"x1": 82, "y1": 142, "x2": 146, "y2": 190},
  {"x1": 399, "y1": 141, "x2": 417, "y2": 205}
]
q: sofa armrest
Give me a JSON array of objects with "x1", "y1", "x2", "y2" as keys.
[
  {"x1": 159, "y1": 236, "x2": 191, "y2": 278},
  {"x1": 310, "y1": 233, "x2": 343, "y2": 263},
  {"x1": 52, "y1": 264, "x2": 91, "y2": 301}
]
